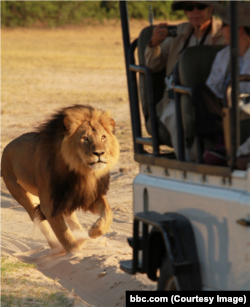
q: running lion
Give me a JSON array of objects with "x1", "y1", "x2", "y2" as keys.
[{"x1": 1, "y1": 105, "x2": 119, "y2": 252}]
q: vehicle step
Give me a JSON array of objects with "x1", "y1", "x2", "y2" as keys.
[
  {"x1": 136, "y1": 137, "x2": 152, "y2": 146},
  {"x1": 135, "y1": 211, "x2": 175, "y2": 226},
  {"x1": 127, "y1": 236, "x2": 143, "y2": 250},
  {"x1": 120, "y1": 259, "x2": 142, "y2": 275}
]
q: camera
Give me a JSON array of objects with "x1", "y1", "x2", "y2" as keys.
[{"x1": 166, "y1": 25, "x2": 177, "y2": 37}]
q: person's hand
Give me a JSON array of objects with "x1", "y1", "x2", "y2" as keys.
[{"x1": 149, "y1": 23, "x2": 169, "y2": 47}]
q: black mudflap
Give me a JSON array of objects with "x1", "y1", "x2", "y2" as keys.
[{"x1": 120, "y1": 211, "x2": 202, "y2": 290}]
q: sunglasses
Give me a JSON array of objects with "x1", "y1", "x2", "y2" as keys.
[
  {"x1": 221, "y1": 22, "x2": 228, "y2": 28},
  {"x1": 184, "y1": 3, "x2": 209, "y2": 11}
]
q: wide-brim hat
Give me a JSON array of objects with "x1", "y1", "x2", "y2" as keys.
[
  {"x1": 215, "y1": 2, "x2": 250, "y2": 27},
  {"x1": 171, "y1": 1, "x2": 216, "y2": 12}
]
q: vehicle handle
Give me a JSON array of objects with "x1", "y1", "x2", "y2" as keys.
[{"x1": 236, "y1": 219, "x2": 250, "y2": 227}]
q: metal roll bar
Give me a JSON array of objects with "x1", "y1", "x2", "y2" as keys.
[
  {"x1": 230, "y1": 1, "x2": 239, "y2": 171},
  {"x1": 120, "y1": 0, "x2": 240, "y2": 172}
]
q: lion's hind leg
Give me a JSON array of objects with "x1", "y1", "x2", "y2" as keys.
[
  {"x1": 88, "y1": 195, "x2": 113, "y2": 239},
  {"x1": 64, "y1": 212, "x2": 89, "y2": 248},
  {"x1": 1, "y1": 171, "x2": 59, "y2": 249},
  {"x1": 64, "y1": 212, "x2": 83, "y2": 231},
  {"x1": 2, "y1": 170, "x2": 37, "y2": 221},
  {"x1": 44, "y1": 214, "x2": 82, "y2": 253},
  {"x1": 33, "y1": 205, "x2": 61, "y2": 249},
  {"x1": 37, "y1": 192, "x2": 82, "y2": 253}
]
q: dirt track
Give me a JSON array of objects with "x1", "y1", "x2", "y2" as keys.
[{"x1": 1, "y1": 21, "x2": 157, "y2": 306}]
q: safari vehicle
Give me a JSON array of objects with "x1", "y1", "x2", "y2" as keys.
[{"x1": 118, "y1": 1, "x2": 250, "y2": 290}]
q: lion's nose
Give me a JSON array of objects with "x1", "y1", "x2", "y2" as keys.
[{"x1": 92, "y1": 151, "x2": 105, "y2": 157}]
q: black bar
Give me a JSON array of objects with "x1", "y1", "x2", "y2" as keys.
[
  {"x1": 119, "y1": 1, "x2": 130, "y2": 98},
  {"x1": 230, "y1": 1, "x2": 239, "y2": 170},
  {"x1": 119, "y1": 1, "x2": 143, "y2": 154},
  {"x1": 145, "y1": 68, "x2": 160, "y2": 156},
  {"x1": 142, "y1": 222, "x2": 148, "y2": 273},
  {"x1": 129, "y1": 64, "x2": 148, "y2": 73},
  {"x1": 132, "y1": 219, "x2": 139, "y2": 274},
  {"x1": 175, "y1": 92, "x2": 185, "y2": 161},
  {"x1": 129, "y1": 62, "x2": 160, "y2": 155},
  {"x1": 136, "y1": 137, "x2": 153, "y2": 146},
  {"x1": 174, "y1": 64, "x2": 185, "y2": 161},
  {"x1": 128, "y1": 39, "x2": 144, "y2": 154}
]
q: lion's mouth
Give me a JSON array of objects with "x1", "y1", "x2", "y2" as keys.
[{"x1": 88, "y1": 161, "x2": 107, "y2": 166}]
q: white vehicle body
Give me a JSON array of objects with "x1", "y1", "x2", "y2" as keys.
[{"x1": 134, "y1": 164, "x2": 250, "y2": 290}]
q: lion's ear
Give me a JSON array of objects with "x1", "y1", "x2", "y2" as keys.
[
  {"x1": 110, "y1": 118, "x2": 116, "y2": 134},
  {"x1": 63, "y1": 116, "x2": 78, "y2": 134},
  {"x1": 63, "y1": 116, "x2": 71, "y2": 131}
]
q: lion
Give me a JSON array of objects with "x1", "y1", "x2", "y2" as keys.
[{"x1": 1, "y1": 104, "x2": 119, "y2": 252}]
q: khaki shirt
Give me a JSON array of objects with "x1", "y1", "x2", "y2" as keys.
[{"x1": 145, "y1": 17, "x2": 225, "y2": 116}]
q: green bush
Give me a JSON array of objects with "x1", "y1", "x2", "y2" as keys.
[
  {"x1": 1, "y1": 1, "x2": 186, "y2": 28},
  {"x1": 1, "y1": 1, "x2": 104, "y2": 27},
  {"x1": 3, "y1": 1, "x2": 231, "y2": 28},
  {"x1": 95, "y1": 1, "x2": 185, "y2": 21}
]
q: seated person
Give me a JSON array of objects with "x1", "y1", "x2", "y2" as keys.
[
  {"x1": 192, "y1": 2, "x2": 250, "y2": 165},
  {"x1": 145, "y1": 1, "x2": 224, "y2": 153}
]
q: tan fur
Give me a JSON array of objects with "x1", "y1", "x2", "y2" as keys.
[{"x1": 1, "y1": 105, "x2": 119, "y2": 252}]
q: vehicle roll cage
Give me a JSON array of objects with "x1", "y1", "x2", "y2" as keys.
[{"x1": 119, "y1": 1, "x2": 244, "y2": 176}]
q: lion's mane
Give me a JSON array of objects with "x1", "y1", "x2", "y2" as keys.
[{"x1": 35, "y1": 105, "x2": 119, "y2": 219}]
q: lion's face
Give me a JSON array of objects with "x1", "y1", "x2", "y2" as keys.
[
  {"x1": 60, "y1": 106, "x2": 119, "y2": 176},
  {"x1": 76, "y1": 122, "x2": 114, "y2": 171}
]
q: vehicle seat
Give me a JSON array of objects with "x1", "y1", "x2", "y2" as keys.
[
  {"x1": 137, "y1": 26, "x2": 172, "y2": 146},
  {"x1": 176, "y1": 46, "x2": 250, "y2": 162},
  {"x1": 176, "y1": 45, "x2": 225, "y2": 161}
]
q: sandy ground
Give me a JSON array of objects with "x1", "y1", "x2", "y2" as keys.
[{"x1": 1, "y1": 21, "x2": 157, "y2": 306}]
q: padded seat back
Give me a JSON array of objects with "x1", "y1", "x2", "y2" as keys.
[
  {"x1": 138, "y1": 26, "x2": 166, "y2": 118},
  {"x1": 179, "y1": 45, "x2": 225, "y2": 86},
  {"x1": 137, "y1": 26, "x2": 170, "y2": 145},
  {"x1": 177, "y1": 45, "x2": 225, "y2": 160}
]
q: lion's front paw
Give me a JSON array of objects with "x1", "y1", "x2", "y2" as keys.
[
  {"x1": 88, "y1": 218, "x2": 110, "y2": 239},
  {"x1": 88, "y1": 227, "x2": 103, "y2": 239},
  {"x1": 89, "y1": 215, "x2": 112, "y2": 239}
]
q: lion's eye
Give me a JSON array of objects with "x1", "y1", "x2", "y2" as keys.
[
  {"x1": 101, "y1": 135, "x2": 106, "y2": 141},
  {"x1": 81, "y1": 136, "x2": 89, "y2": 142}
]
